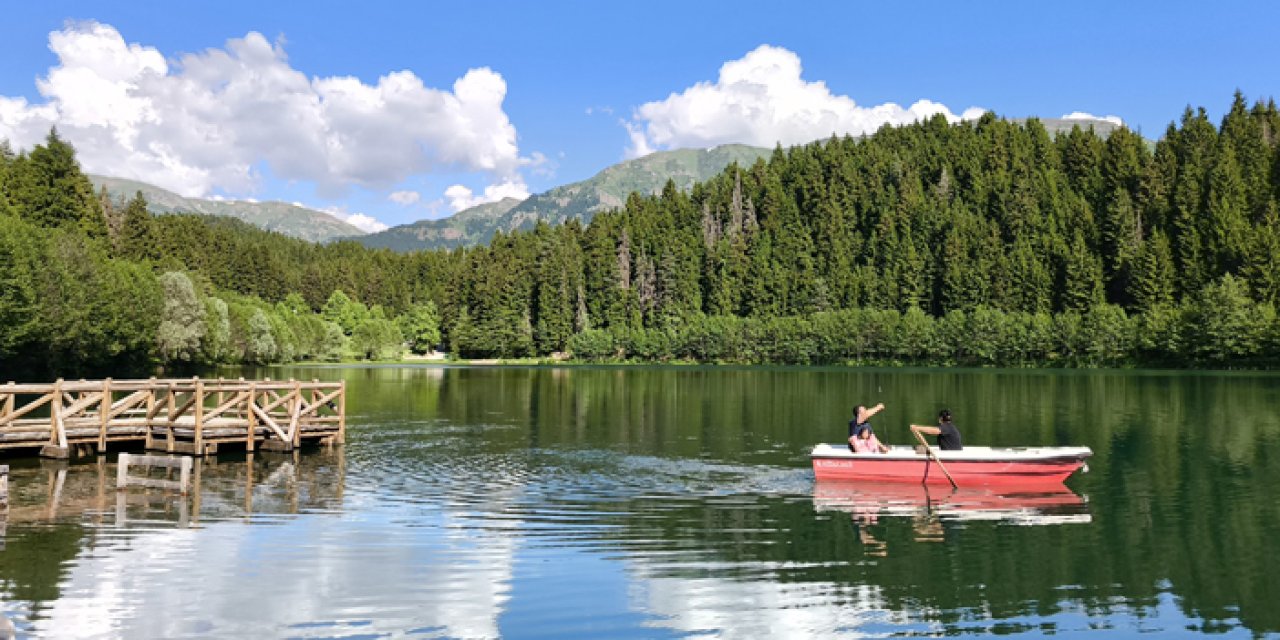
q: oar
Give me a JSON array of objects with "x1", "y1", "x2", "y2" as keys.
[{"x1": 912, "y1": 427, "x2": 958, "y2": 489}]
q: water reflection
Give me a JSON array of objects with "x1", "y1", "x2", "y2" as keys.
[
  {"x1": 0, "y1": 448, "x2": 345, "y2": 532},
  {"x1": 0, "y1": 365, "x2": 1278, "y2": 637},
  {"x1": 0, "y1": 446, "x2": 532, "y2": 639},
  {"x1": 813, "y1": 481, "x2": 1092, "y2": 527}
]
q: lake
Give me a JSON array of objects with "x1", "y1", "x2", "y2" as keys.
[{"x1": 1, "y1": 365, "x2": 1277, "y2": 638}]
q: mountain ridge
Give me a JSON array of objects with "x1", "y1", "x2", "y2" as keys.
[
  {"x1": 356, "y1": 116, "x2": 1130, "y2": 253},
  {"x1": 355, "y1": 144, "x2": 773, "y2": 252},
  {"x1": 88, "y1": 115, "x2": 1127, "y2": 250},
  {"x1": 89, "y1": 175, "x2": 367, "y2": 243}
]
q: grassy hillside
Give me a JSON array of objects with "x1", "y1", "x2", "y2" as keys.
[
  {"x1": 355, "y1": 197, "x2": 523, "y2": 251},
  {"x1": 90, "y1": 175, "x2": 366, "y2": 243},
  {"x1": 356, "y1": 144, "x2": 772, "y2": 252}
]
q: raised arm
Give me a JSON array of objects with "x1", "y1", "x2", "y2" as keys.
[
  {"x1": 910, "y1": 424, "x2": 941, "y2": 436},
  {"x1": 860, "y1": 402, "x2": 886, "y2": 422}
]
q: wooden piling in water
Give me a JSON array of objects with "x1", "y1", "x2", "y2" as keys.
[{"x1": 117, "y1": 453, "x2": 193, "y2": 494}]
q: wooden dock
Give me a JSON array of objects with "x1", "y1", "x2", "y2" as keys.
[{"x1": 0, "y1": 377, "x2": 345, "y2": 458}]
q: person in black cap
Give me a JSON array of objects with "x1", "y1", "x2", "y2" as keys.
[
  {"x1": 848, "y1": 402, "x2": 886, "y2": 452},
  {"x1": 911, "y1": 409, "x2": 963, "y2": 451}
]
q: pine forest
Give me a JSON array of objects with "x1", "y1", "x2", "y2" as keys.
[{"x1": 3, "y1": 93, "x2": 1280, "y2": 378}]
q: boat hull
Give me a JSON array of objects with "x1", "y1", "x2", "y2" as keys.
[{"x1": 810, "y1": 444, "x2": 1092, "y2": 486}]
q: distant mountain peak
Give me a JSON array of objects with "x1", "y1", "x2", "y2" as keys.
[
  {"x1": 89, "y1": 175, "x2": 366, "y2": 243},
  {"x1": 354, "y1": 145, "x2": 772, "y2": 252}
]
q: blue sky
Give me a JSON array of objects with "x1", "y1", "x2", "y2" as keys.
[{"x1": 1, "y1": 1, "x2": 1277, "y2": 230}]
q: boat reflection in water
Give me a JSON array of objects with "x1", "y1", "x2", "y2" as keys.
[{"x1": 814, "y1": 480, "x2": 1090, "y2": 554}]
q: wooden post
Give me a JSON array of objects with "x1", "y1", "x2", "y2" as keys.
[
  {"x1": 311, "y1": 379, "x2": 320, "y2": 439},
  {"x1": 42, "y1": 379, "x2": 70, "y2": 459},
  {"x1": 2, "y1": 382, "x2": 13, "y2": 419},
  {"x1": 51, "y1": 379, "x2": 64, "y2": 446},
  {"x1": 117, "y1": 452, "x2": 131, "y2": 489},
  {"x1": 194, "y1": 378, "x2": 205, "y2": 455},
  {"x1": 166, "y1": 382, "x2": 176, "y2": 452},
  {"x1": 98, "y1": 378, "x2": 112, "y2": 452},
  {"x1": 237, "y1": 378, "x2": 247, "y2": 421},
  {"x1": 115, "y1": 490, "x2": 127, "y2": 528},
  {"x1": 337, "y1": 379, "x2": 346, "y2": 445},
  {"x1": 191, "y1": 458, "x2": 202, "y2": 523},
  {"x1": 246, "y1": 383, "x2": 257, "y2": 452},
  {"x1": 290, "y1": 379, "x2": 302, "y2": 447},
  {"x1": 179, "y1": 456, "x2": 192, "y2": 495},
  {"x1": 144, "y1": 378, "x2": 157, "y2": 450}
]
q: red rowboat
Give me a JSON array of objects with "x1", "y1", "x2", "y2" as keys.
[{"x1": 810, "y1": 443, "x2": 1092, "y2": 486}]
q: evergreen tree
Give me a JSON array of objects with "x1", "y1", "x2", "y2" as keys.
[
  {"x1": 7, "y1": 129, "x2": 106, "y2": 236},
  {"x1": 1170, "y1": 107, "x2": 1216, "y2": 295},
  {"x1": 532, "y1": 226, "x2": 577, "y2": 352},
  {"x1": 0, "y1": 141, "x2": 17, "y2": 219},
  {"x1": 1129, "y1": 230, "x2": 1176, "y2": 311},
  {"x1": 117, "y1": 192, "x2": 155, "y2": 261},
  {"x1": 1244, "y1": 205, "x2": 1280, "y2": 305},
  {"x1": 1204, "y1": 140, "x2": 1249, "y2": 274},
  {"x1": 1098, "y1": 188, "x2": 1141, "y2": 304},
  {"x1": 0, "y1": 215, "x2": 43, "y2": 362},
  {"x1": 1061, "y1": 230, "x2": 1104, "y2": 312},
  {"x1": 1006, "y1": 238, "x2": 1052, "y2": 313}
]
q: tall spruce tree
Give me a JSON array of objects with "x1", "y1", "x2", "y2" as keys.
[{"x1": 8, "y1": 129, "x2": 106, "y2": 236}]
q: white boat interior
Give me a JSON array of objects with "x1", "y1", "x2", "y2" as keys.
[{"x1": 810, "y1": 443, "x2": 1093, "y2": 462}]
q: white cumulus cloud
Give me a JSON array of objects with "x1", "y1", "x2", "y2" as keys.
[
  {"x1": 1061, "y1": 111, "x2": 1124, "y2": 126},
  {"x1": 388, "y1": 190, "x2": 421, "y2": 206},
  {"x1": 444, "y1": 179, "x2": 530, "y2": 212},
  {"x1": 0, "y1": 21, "x2": 528, "y2": 203},
  {"x1": 321, "y1": 206, "x2": 388, "y2": 234},
  {"x1": 625, "y1": 44, "x2": 986, "y2": 157}
]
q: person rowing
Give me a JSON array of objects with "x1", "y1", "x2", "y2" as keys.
[
  {"x1": 848, "y1": 402, "x2": 889, "y2": 453},
  {"x1": 910, "y1": 409, "x2": 963, "y2": 451}
]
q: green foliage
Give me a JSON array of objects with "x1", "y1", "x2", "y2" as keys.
[
  {"x1": 567, "y1": 328, "x2": 618, "y2": 360},
  {"x1": 356, "y1": 145, "x2": 772, "y2": 252},
  {"x1": 0, "y1": 215, "x2": 43, "y2": 361},
  {"x1": 156, "y1": 271, "x2": 207, "y2": 365},
  {"x1": 350, "y1": 318, "x2": 403, "y2": 360},
  {"x1": 37, "y1": 230, "x2": 162, "y2": 375},
  {"x1": 244, "y1": 308, "x2": 278, "y2": 364},
  {"x1": 117, "y1": 192, "x2": 154, "y2": 260},
  {"x1": 7, "y1": 130, "x2": 106, "y2": 237},
  {"x1": 202, "y1": 297, "x2": 231, "y2": 364},
  {"x1": 6, "y1": 93, "x2": 1280, "y2": 376},
  {"x1": 1186, "y1": 275, "x2": 1275, "y2": 365},
  {"x1": 322, "y1": 289, "x2": 369, "y2": 335},
  {"x1": 397, "y1": 302, "x2": 441, "y2": 354},
  {"x1": 318, "y1": 321, "x2": 348, "y2": 362}
]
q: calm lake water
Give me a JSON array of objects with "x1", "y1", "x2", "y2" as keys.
[{"x1": 1, "y1": 365, "x2": 1278, "y2": 638}]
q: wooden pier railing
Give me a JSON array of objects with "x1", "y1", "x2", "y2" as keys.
[{"x1": 0, "y1": 377, "x2": 345, "y2": 458}]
